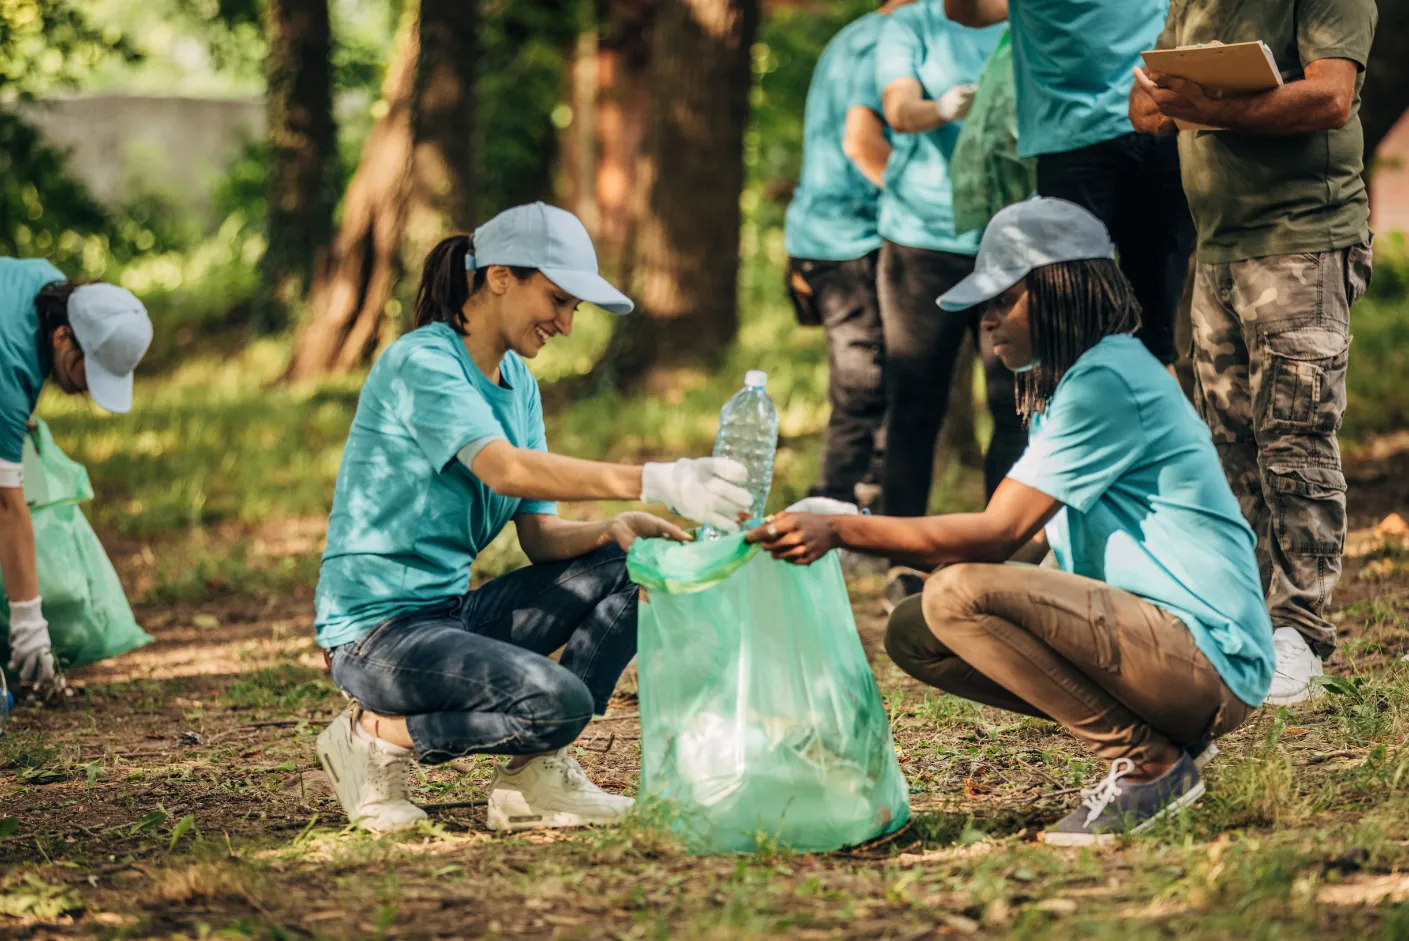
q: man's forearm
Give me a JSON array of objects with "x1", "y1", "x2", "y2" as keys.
[
  {"x1": 0, "y1": 491, "x2": 40, "y2": 601},
  {"x1": 517, "y1": 516, "x2": 617, "y2": 564},
  {"x1": 1206, "y1": 80, "x2": 1351, "y2": 134}
]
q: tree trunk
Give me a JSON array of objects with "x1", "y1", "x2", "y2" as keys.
[
  {"x1": 594, "y1": 0, "x2": 655, "y2": 270},
  {"x1": 403, "y1": 0, "x2": 478, "y2": 266},
  {"x1": 285, "y1": 23, "x2": 418, "y2": 381},
  {"x1": 1362, "y1": 0, "x2": 1409, "y2": 164},
  {"x1": 256, "y1": 0, "x2": 336, "y2": 334},
  {"x1": 608, "y1": 0, "x2": 758, "y2": 392}
]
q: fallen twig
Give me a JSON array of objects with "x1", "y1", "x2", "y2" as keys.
[
  {"x1": 419, "y1": 800, "x2": 488, "y2": 811},
  {"x1": 591, "y1": 713, "x2": 640, "y2": 723},
  {"x1": 1013, "y1": 755, "x2": 1067, "y2": 790},
  {"x1": 1304, "y1": 749, "x2": 1367, "y2": 765}
]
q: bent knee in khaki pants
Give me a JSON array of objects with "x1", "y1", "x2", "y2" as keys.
[{"x1": 884, "y1": 563, "x2": 1252, "y2": 764}]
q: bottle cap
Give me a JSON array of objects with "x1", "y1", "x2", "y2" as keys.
[{"x1": 744, "y1": 370, "x2": 768, "y2": 389}]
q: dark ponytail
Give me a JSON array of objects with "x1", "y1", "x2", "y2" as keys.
[
  {"x1": 413, "y1": 233, "x2": 537, "y2": 334},
  {"x1": 35, "y1": 280, "x2": 81, "y2": 350}
]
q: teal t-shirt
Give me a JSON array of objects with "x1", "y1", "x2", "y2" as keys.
[
  {"x1": 0, "y1": 258, "x2": 64, "y2": 463},
  {"x1": 1007, "y1": 335, "x2": 1273, "y2": 707},
  {"x1": 876, "y1": 1, "x2": 1003, "y2": 254},
  {"x1": 784, "y1": 13, "x2": 888, "y2": 262},
  {"x1": 315, "y1": 323, "x2": 558, "y2": 648},
  {"x1": 1007, "y1": 0, "x2": 1168, "y2": 158}
]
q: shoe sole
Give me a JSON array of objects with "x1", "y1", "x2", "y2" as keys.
[
  {"x1": 1040, "y1": 779, "x2": 1207, "y2": 848},
  {"x1": 316, "y1": 720, "x2": 423, "y2": 834},
  {"x1": 486, "y1": 804, "x2": 629, "y2": 832},
  {"x1": 1191, "y1": 743, "x2": 1218, "y2": 771}
]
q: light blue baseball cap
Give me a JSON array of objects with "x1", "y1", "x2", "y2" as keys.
[
  {"x1": 466, "y1": 201, "x2": 634, "y2": 315},
  {"x1": 937, "y1": 197, "x2": 1116, "y2": 311},
  {"x1": 68, "y1": 283, "x2": 153, "y2": 414}
]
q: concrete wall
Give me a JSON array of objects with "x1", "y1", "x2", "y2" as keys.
[
  {"x1": 1373, "y1": 112, "x2": 1409, "y2": 237},
  {"x1": 11, "y1": 95, "x2": 264, "y2": 215}
]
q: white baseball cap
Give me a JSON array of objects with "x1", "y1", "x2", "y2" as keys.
[
  {"x1": 938, "y1": 197, "x2": 1117, "y2": 311},
  {"x1": 68, "y1": 283, "x2": 153, "y2": 414},
  {"x1": 466, "y1": 202, "x2": 633, "y2": 315}
]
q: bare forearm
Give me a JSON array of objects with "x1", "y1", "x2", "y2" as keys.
[
  {"x1": 471, "y1": 443, "x2": 643, "y2": 503},
  {"x1": 0, "y1": 492, "x2": 39, "y2": 600},
  {"x1": 944, "y1": 0, "x2": 1007, "y2": 27},
  {"x1": 1206, "y1": 81, "x2": 1351, "y2": 134},
  {"x1": 829, "y1": 512, "x2": 1028, "y2": 569},
  {"x1": 887, "y1": 97, "x2": 944, "y2": 134},
  {"x1": 516, "y1": 516, "x2": 618, "y2": 564}
]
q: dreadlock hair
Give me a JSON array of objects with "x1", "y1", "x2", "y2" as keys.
[
  {"x1": 413, "y1": 234, "x2": 536, "y2": 334},
  {"x1": 1016, "y1": 258, "x2": 1142, "y2": 422}
]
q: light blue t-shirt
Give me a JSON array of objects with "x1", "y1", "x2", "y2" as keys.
[
  {"x1": 784, "y1": 13, "x2": 888, "y2": 262},
  {"x1": 315, "y1": 323, "x2": 558, "y2": 648},
  {"x1": 875, "y1": 1, "x2": 1003, "y2": 254},
  {"x1": 1007, "y1": 335, "x2": 1273, "y2": 708},
  {"x1": 1007, "y1": 0, "x2": 1168, "y2": 158},
  {"x1": 0, "y1": 258, "x2": 64, "y2": 463}
]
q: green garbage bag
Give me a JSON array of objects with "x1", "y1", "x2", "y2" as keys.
[
  {"x1": 0, "y1": 419, "x2": 151, "y2": 674},
  {"x1": 951, "y1": 29, "x2": 1036, "y2": 235},
  {"x1": 628, "y1": 533, "x2": 910, "y2": 854}
]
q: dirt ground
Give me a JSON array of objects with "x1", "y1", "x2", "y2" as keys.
[{"x1": 3, "y1": 444, "x2": 1409, "y2": 939}]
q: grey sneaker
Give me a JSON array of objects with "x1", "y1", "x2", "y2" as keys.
[
  {"x1": 1041, "y1": 753, "x2": 1204, "y2": 847},
  {"x1": 1187, "y1": 740, "x2": 1218, "y2": 771}
]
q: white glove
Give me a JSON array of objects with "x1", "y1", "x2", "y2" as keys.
[
  {"x1": 786, "y1": 496, "x2": 860, "y2": 516},
  {"x1": 8, "y1": 597, "x2": 56, "y2": 687},
  {"x1": 936, "y1": 83, "x2": 978, "y2": 123},
  {"x1": 641, "y1": 458, "x2": 753, "y2": 533}
]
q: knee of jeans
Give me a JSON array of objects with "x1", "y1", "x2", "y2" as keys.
[
  {"x1": 529, "y1": 670, "x2": 594, "y2": 749},
  {"x1": 921, "y1": 564, "x2": 992, "y2": 632},
  {"x1": 831, "y1": 341, "x2": 883, "y2": 394}
]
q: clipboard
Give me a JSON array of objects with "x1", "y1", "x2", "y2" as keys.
[{"x1": 1140, "y1": 41, "x2": 1284, "y2": 131}]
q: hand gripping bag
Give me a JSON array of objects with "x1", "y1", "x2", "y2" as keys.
[
  {"x1": 0, "y1": 419, "x2": 152, "y2": 674},
  {"x1": 627, "y1": 532, "x2": 909, "y2": 854}
]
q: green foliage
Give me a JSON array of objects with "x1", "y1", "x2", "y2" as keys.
[
  {"x1": 0, "y1": 1, "x2": 136, "y2": 101},
  {"x1": 223, "y1": 664, "x2": 339, "y2": 712}
]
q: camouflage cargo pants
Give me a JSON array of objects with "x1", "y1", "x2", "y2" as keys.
[{"x1": 1190, "y1": 243, "x2": 1372, "y2": 658}]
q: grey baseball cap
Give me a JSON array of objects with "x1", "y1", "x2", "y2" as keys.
[
  {"x1": 68, "y1": 283, "x2": 153, "y2": 414},
  {"x1": 466, "y1": 201, "x2": 633, "y2": 315},
  {"x1": 938, "y1": 197, "x2": 1116, "y2": 311}
]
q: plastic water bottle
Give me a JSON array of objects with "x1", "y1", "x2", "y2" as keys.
[{"x1": 708, "y1": 370, "x2": 779, "y2": 533}]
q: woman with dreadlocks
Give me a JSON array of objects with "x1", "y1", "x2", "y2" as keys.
[{"x1": 747, "y1": 198, "x2": 1273, "y2": 846}]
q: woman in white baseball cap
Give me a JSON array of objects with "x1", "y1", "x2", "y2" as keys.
[
  {"x1": 313, "y1": 202, "x2": 753, "y2": 834},
  {"x1": 748, "y1": 198, "x2": 1276, "y2": 847},
  {"x1": 0, "y1": 258, "x2": 152, "y2": 696}
]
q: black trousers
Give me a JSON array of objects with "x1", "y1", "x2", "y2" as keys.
[
  {"x1": 1036, "y1": 131, "x2": 1194, "y2": 365},
  {"x1": 876, "y1": 239, "x2": 1027, "y2": 529},
  {"x1": 788, "y1": 252, "x2": 887, "y2": 503}
]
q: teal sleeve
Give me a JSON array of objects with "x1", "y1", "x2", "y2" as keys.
[
  {"x1": 393, "y1": 346, "x2": 507, "y2": 472},
  {"x1": 876, "y1": 12, "x2": 923, "y2": 93},
  {"x1": 1005, "y1": 366, "x2": 1146, "y2": 513},
  {"x1": 1296, "y1": 0, "x2": 1376, "y2": 69},
  {"x1": 518, "y1": 380, "x2": 558, "y2": 517},
  {"x1": 849, "y1": 38, "x2": 884, "y2": 115}
]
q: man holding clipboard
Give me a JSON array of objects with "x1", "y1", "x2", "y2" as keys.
[{"x1": 1130, "y1": 0, "x2": 1377, "y2": 706}]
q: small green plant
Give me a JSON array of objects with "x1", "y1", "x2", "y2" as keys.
[{"x1": 223, "y1": 665, "x2": 339, "y2": 713}]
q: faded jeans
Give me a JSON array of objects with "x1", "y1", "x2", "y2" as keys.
[
  {"x1": 329, "y1": 543, "x2": 638, "y2": 765},
  {"x1": 885, "y1": 563, "x2": 1251, "y2": 764}
]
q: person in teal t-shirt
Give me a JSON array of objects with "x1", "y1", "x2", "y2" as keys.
[
  {"x1": 871, "y1": 0, "x2": 1022, "y2": 614},
  {"x1": 0, "y1": 260, "x2": 151, "y2": 696},
  {"x1": 783, "y1": 3, "x2": 908, "y2": 509},
  {"x1": 749, "y1": 199, "x2": 1272, "y2": 847},
  {"x1": 944, "y1": 0, "x2": 1194, "y2": 372},
  {"x1": 313, "y1": 202, "x2": 754, "y2": 835}
]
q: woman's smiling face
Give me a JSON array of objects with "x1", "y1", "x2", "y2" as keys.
[{"x1": 496, "y1": 271, "x2": 579, "y2": 359}]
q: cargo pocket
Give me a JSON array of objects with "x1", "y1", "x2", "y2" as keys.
[
  {"x1": 1257, "y1": 328, "x2": 1349, "y2": 435},
  {"x1": 1085, "y1": 588, "x2": 1121, "y2": 674},
  {"x1": 1268, "y1": 463, "x2": 1348, "y2": 555}
]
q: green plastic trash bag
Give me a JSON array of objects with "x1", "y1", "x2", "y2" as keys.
[
  {"x1": 0, "y1": 419, "x2": 151, "y2": 674},
  {"x1": 952, "y1": 30, "x2": 1036, "y2": 235},
  {"x1": 628, "y1": 533, "x2": 910, "y2": 854}
]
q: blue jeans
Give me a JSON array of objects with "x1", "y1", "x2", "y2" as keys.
[{"x1": 329, "y1": 543, "x2": 638, "y2": 764}]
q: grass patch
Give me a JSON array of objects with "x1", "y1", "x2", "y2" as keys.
[{"x1": 222, "y1": 665, "x2": 340, "y2": 713}]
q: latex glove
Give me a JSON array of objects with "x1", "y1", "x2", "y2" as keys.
[
  {"x1": 936, "y1": 83, "x2": 978, "y2": 123},
  {"x1": 786, "y1": 496, "x2": 860, "y2": 516},
  {"x1": 641, "y1": 458, "x2": 753, "y2": 533},
  {"x1": 7, "y1": 598, "x2": 56, "y2": 687}
]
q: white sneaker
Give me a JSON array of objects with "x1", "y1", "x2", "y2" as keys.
[
  {"x1": 316, "y1": 709, "x2": 427, "y2": 833},
  {"x1": 486, "y1": 748, "x2": 634, "y2": 831},
  {"x1": 1264, "y1": 627, "x2": 1325, "y2": 706}
]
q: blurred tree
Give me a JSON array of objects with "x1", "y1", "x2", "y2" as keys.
[
  {"x1": 287, "y1": 17, "x2": 417, "y2": 380},
  {"x1": 1363, "y1": 0, "x2": 1409, "y2": 164},
  {"x1": 605, "y1": 0, "x2": 758, "y2": 391},
  {"x1": 591, "y1": 0, "x2": 654, "y2": 268},
  {"x1": 256, "y1": 0, "x2": 337, "y2": 333},
  {"x1": 402, "y1": 0, "x2": 478, "y2": 269}
]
